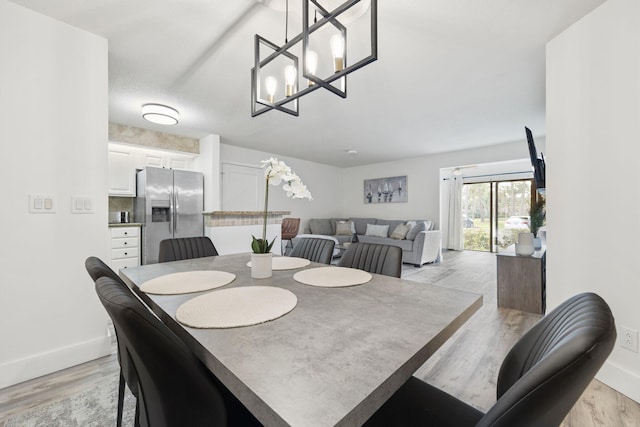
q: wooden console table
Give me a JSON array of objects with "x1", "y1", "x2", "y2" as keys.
[{"x1": 496, "y1": 244, "x2": 546, "y2": 314}]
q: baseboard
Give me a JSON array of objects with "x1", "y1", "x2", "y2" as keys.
[
  {"x1": 0, "y1": 336, "x2": 112, "y2": 389},
  {"x1": 596, "y1": 360, "x2": 640, "y2": 404}
]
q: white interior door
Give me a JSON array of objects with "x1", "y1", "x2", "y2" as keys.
[{"x1": 221, "y1": 163, "x2": 264, "y2": 211}]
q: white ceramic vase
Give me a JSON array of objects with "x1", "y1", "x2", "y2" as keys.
[
  {"x1": 515, "y1": 232, "x2": 535, "y2": 256},
  {"x1": 251, "y1": 252, "x2": 273, "y2": 279}
]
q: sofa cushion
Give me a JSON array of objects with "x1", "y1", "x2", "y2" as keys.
[
  {"x1": 365, "y1": 224, "x2": 389, "y2": 238},
  {"x1": 357, "y1": 235, "x2": 414, "y2": 252},
  {"x1": 309, "y1": 218, "x2": 332, "y2": 235},
  {"x1": 350, "y1": 218, "x2": 377, "y2": 235},
  {"x1": 406, "y1": 221, "x2": 427, "y2": 240},
  {"x1": 390, "y1": 223, "x2": 411, "y2": 240},
  {"x1": 375, "y1": 219, "x2": 405, "y2": 235}
]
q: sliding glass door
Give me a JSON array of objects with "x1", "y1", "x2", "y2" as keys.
[
  {"x1": 463, "y1": 179, "x2": 533, "y2": 252},
  {"x1": 494, "y1": 180, "x2": 532, "y2": 251},
  {"x1": 462, "y1": 183, "x2": 492, "y2": 251}
]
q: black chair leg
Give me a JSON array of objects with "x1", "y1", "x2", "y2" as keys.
[
  {"x1": 117, "y1": 370, "x2": 125, "y2": 427},
  {"x1": 134, "y1": 399, "x2": 140, "y2": 427}
]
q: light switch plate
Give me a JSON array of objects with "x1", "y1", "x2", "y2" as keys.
[
  {"x1": 71, "y1": 196, "x2": 94, "y2": 214},
  {"x1": 29, "y1": 194, "x2": 56, "y2": 213}
]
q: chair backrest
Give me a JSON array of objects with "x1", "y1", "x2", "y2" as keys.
[
  {"x1": 158, "y1": 236, "x2": 218, "y2": 263},
  {"x1": 289, "y1": 237, "x2": 335, "y2": 265},
  {"x1": 85, "y1": 256, "x2": 139, "y2": 398},
  {"x1": 94, "y1": 276, "x2": 228, "y2": 427},
  {"x1": 476, "y1": 292, "x2": 616, "y2": 427},
  {"x1": 85, "y1": 255, "x2": 122, "y2": 283},
  {"x1": 338, "y1": 242, "x2": 402, "y2": 278},
  {"x1": 281, "y1": 218, "x2": 300, "y2": 240}
]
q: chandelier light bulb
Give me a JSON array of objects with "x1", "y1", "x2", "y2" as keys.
[
  {"x1": 265, "y1": 76, "x2": 277, "y2": 103},
  {"x1": 306, "y1": 50, "x2": 318, "y2": 86},
  {"x1": 284, "y1": 65, "x2": 297, "y2": 97},
  {"x1": 330, "y1": 34, "x2": 345, "y2": 72}
]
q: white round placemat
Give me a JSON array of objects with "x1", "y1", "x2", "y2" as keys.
[
  {"x1": 176, "y1": 286, "x2": 297, "y2": 328},
  {"x1": 140, "y1": 271, "x2": 236, "y2": 295},
  {"x1": 293, "y1": 266, "x2": 372, "y2": 287},
  {"x1": 246, "y1": 256, "x2": 311, "y2": 270}
]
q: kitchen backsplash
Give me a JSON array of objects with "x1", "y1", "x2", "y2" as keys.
[
  {"x1": 109, "y1": 122, "x2": 199, "y2": 153},
  {"x1": 109, "y1": 196, "x2": 134, "y2": 213}
]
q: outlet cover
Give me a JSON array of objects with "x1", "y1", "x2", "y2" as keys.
[{"x1": 621, "y1": 327, "x2": 639, "y2": 353}]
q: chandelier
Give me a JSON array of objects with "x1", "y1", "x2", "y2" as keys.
[{"x1": 251, "y1": 0, "x2": 378, "y2": 117}]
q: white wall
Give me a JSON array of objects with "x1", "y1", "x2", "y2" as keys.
[
  {"x1": 0, "y1": 1, "x2": 110, "y2": 388},
  {"x1": 547, "y1": 0, "x2": 639, "y2": 402},
  {"x1": 341, "y1": 139, "x2": 541, "y2": 227},
  {"x1": 194, "y1": 134, "x2": 221, "y2": 212},
  {"x1": 219, "y1": 144, "x2": 344, "y2": 232}
]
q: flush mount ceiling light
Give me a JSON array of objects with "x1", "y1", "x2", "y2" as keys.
[
  {"x1": 142, "y1": 103, "x2": 179, "y2": 125},
  {"x1": 251, "y1": 0, "x2": 377, "y2": 117}
]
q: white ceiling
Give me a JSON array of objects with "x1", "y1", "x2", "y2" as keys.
[{"x1": 10, "y1": 0, "x2": 605, "y2": 167}]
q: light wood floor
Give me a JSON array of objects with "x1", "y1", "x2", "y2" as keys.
[
  {"x1": 1, "y1": 250, "x2": 639, "y2": 426},
  {"x1": 403, "y1": 250, "x2": 640, "y2": 427}
]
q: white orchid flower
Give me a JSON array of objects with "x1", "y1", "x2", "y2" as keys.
[{"x1": 254, "y1": 157, "x2": 312, "y2": 253}]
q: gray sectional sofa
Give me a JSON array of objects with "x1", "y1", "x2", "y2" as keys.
[{"x1": 299, "y1": 217, "x2": 442, "y2": 266}]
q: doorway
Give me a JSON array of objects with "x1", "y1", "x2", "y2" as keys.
[
  {"x1": 221, "y1": 162, "x2": 264, "y2": 211},
  {"x1": 462, "y1": 179, "x2": 533, "y2": 252}
]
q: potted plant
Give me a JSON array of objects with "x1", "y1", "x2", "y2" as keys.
[
  {"x1": 251, "y1": 158, "x2": 312, "y2": 278},
  {"x1": 529, "y1": 196, "x2": 546, "y2": 249}
]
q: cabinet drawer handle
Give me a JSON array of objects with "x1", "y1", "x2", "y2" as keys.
[
  {"x1": 124, "y1": 252, "x2": 128, "y2": 256},
  {"x1": 124, "y1": 232, "x2": 128, "y2": 235},
  {"x1": 124, "y1": 242, "x2": 128, "y2": 245}
]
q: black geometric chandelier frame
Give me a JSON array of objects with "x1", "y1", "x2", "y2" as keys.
[{"x1": 251, "y1": 0, "x2": 378, "y2": 117}]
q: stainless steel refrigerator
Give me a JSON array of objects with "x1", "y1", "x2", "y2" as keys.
[{"x1": 135, "y1": 167, "x2": 204, "y2": 264}]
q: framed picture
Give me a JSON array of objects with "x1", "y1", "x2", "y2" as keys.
[{"x1": 364, "y1": 175, "x2": 408, "y2": 203}]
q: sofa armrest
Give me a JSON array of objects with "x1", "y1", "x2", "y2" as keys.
[{"x1": 412, "y1": 230, "x2": 442, "y2": 265}]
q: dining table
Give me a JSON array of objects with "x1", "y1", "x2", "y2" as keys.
[{"x1": 119, "y1": 253, "x2": 483, "y2": 427}]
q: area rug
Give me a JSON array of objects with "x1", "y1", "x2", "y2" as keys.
[{"x1": 5, "y1": 378, "x2": 136, "y2": 427}]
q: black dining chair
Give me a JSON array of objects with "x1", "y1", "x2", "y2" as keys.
[
  {"x1": 94, "y1": 275, "x2": 262, "y2": 427},
  {"x1": 364, "y1": 292, "x2": 617, "y2": 427},
  {"x1": 289, "y1": 237, "x2": 335, "y2": 265},
  {"x1": 85, "y1": 256, "x2": 139, "y2": 427},
  {"x1": 158, "y1": 236, "x2": 218, "y2": 263},
  {"x1": 338, "y1": 242, "x2": 403, "y2": 278}
]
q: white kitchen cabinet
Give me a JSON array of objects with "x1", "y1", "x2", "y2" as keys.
[
  {"x1": 109, "y1": 142, "x2": 196, "y2": 178},
  {"x1": 166, "y1": 155, "x2": 193, "y2": 170},
  {"x1": 143, "y1": 153, "x2": 164, "y2": 168},
  {"x1": 110, "y1": 226, "x2": 140, "y2": 271},
  {"x1": 108, "y1": 149, "x2": 136, "y2": 196}
]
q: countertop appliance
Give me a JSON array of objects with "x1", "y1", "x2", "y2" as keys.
[
  {"x1": 135, "y1": 167, "x2": 204, "y2": 264},
  {"x1": 109, "y1": 211, "x2": 131, "y2": 224}
]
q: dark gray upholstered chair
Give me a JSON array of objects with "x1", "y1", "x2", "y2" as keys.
[
  {"x1": 158, "y1": 236, "x2": 218, "y2": 263},
  {"x1": 281, "y1": 217, "x2": 300, "y2": 255},
  {"x1": 85, "y1": 256, "x2": 139, "y2": 427},
  {"x1": 337, "y1": 242, "x2": 403, "y2": 278},
  {"x1": 94, "y1": 276, "x2": 261, "y2": 427},
  {"x1": 364, "y1": 292, "x2": 616, "y2": 427},
  {"x1": 289, "y1": 237, "x2": 335, "y2": 265}
]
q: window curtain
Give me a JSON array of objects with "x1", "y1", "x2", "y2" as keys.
[{"x1": 446, "y1": 176, "x2": 463, "y2": 250}]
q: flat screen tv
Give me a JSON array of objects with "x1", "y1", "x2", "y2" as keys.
[{"x1": 525, "y1": 126, "x2": 545, "y2": 191}]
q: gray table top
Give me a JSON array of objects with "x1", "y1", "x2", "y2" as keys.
[{"x1": 120, "y1": 253, "x2": 482, "y2": 427}]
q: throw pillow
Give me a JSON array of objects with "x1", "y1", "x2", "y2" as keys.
[
  {"x1": 309, "y1": 218, "x2": 332, "y2": 235},
  {"x1": 406, "y1": 221, "x2": 427, "y2": 240},
  {"x1": 365, "y1": 223, "x2": 389, "y2": 238},
  {"x1": 335, "y1": 221, "x2": 354, "y2": 236},
  {"x1": 390, "y1": 223, "x2": 411, "y2": 240}
]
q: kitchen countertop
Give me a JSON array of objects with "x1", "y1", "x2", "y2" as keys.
[{"x1": 108, "y1": 223, "x2": 142, "y2": 228}]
